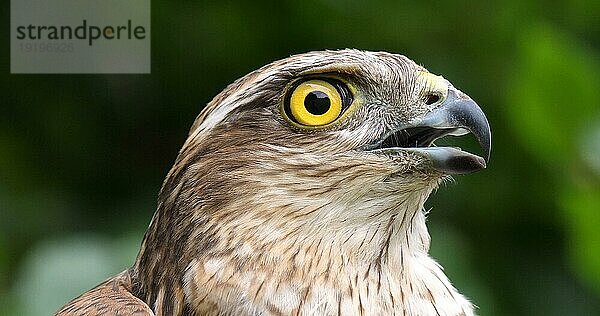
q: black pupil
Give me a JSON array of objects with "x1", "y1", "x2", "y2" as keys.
[{"x1": 304, "y1": 91, "x2": 331, "y2": 115}]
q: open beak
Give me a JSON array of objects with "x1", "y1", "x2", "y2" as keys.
[{"x1": 367, "y1": 88, "x2": 492, "y2": 174}]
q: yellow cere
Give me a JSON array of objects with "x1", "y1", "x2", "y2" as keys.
[
  {"x1": 417, "y1": 71, "x2": 449, "y2": 99},
  {"x1": 290, "y1": 80, "x2": 342, "y2": 126}
]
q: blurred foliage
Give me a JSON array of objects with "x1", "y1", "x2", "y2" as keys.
[{"x1": 1, "y1": 0, "x2": 599, "y2": 315}]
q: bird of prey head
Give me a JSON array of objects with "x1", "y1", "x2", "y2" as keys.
[{"x1": 57, "y1": 49, "x2": 491, "y2": 316}]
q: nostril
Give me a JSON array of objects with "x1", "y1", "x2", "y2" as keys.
[{"x1": 424, "y1": 94, "x2": 441, "y2": 105}]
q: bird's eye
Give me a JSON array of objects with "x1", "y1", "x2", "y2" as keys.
[{"x1": 283, "y1": 79, "x2": 353, "y2": 127}]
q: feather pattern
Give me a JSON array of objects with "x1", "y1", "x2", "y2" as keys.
[{"x1": 56, "y1": 50, "x2": 477, "y2": 316}]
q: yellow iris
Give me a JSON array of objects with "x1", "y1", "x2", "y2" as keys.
[{"x1": 289, "y1": 80, "x2": 342, "y2": 126}]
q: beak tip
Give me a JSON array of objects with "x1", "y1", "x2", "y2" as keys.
[
  {"x1": 472, "y1": 155, "x2": 487, "y2": 171},
  {"x1": 474, "y1": 115, "x2": 492, "y2": 164},
  {"x1": 483, "y1": 129, "x2": 492, "y2": 163}
]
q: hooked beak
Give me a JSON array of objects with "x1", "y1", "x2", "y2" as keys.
[
  {"x1": 367, "y1": 88, "x2": 492, "y2": 174},
  {"x1": 413, "y1": 88, "x2": 491, "y2": 174}
]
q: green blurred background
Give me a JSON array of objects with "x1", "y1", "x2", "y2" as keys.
[{"x1": 2, "y1": 1, "x2": 600, "y2": 315}]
